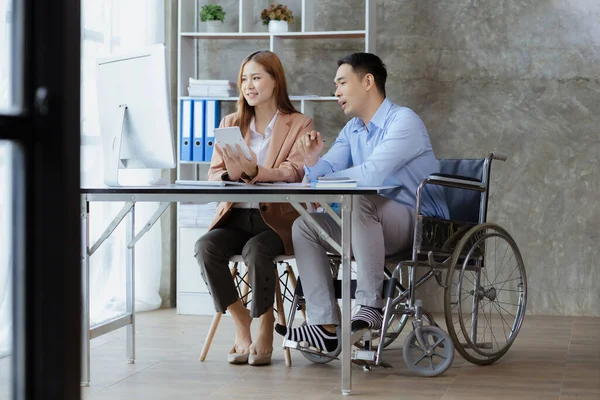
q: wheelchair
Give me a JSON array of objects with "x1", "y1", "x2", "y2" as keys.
[{"x1": 282, "y1": 152, "x2": 528, "y2": 376}]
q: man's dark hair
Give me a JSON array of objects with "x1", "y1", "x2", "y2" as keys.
[{"x1": 338, "y1": 52, "x2": 387, "y2": 97}]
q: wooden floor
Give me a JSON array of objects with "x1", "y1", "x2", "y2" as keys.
[{"x1": 1, "y1": 309, "x2": 599, "y2": 399}]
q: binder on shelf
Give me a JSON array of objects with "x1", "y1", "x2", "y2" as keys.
[
  {"x1": 180, "y1": 99, "x2": 192, "y2": 162},
  {"x1": 191, "y1": 100, "x2": 205, "y2": 162},
  {"x1": 204, "y1": 100, "x2": 221, "y2": 162}
]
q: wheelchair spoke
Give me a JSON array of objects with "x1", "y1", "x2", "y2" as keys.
[
  {"x1": 479, "y1": 301, "x2": 500, "y2": 350},
  {"x1": 493, "y1": 300, "x2": 521, "y2": 307},
  {"x1": 483, "y1": 276, "x2": 521, "y2": 288},
  {"x1": 493, "y1": 252, "x2": 515, "y2": 286},
  {"x1": 432, "y1": 337, "x2": 445, "y2": 350},
  {"x1": 495, "y1": 234, "x2": 510, "y2": 273},
  {"x1": 414, "y1": 352, "x2": 428, "y2": 365},
  {"x1": 495, "y1": 302, "x2": 517, "y2": 336},
  {"x1": 478, "y1": 290, "x2": 517, "y2": 348},
  {"x1": 409, "y1": 343, "x2": 423, "y2": 351},
  {"x1": 461, "y1": 272, "x2": 476, "y2": 288},
  {"x1": 492, "y1": 301, "x2": 518, "y2": 322},
  {"x1": 497, "y1": 242, "x2": 513, "y2": 272},
  {"x1": 496, "y1": 264, "x2": 520, "y2": 294},
  {"x1": 491, "y1": 300, "x2": 510, "y2": 341}
]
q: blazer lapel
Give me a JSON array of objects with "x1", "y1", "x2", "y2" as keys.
[{"x1": 265, "y1": 111, "x2": 291, "y2": 168}]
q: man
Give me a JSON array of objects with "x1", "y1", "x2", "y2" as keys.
[{"x1": 275, "y1": 53, "x2": 449, "y2": 352}]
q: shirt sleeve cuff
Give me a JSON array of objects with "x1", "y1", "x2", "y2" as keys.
[{"x1": 304, "y1": 158, "x2": 331, "y2": 181}]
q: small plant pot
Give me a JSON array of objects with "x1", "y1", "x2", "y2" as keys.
[
  {"x1": 268, "y1": 20, "x2": 288, "y2": 33},
  {"x1": 206, "y1": 20, "x2": 223, "y2": 33}
]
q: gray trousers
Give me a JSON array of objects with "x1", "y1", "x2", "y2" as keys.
[
  {"x1": 291, "y1": 195, "x2": 415, "y2": 325},
  {"x1": 194, "y1": 209, "x2": 284, "y2": 317}
]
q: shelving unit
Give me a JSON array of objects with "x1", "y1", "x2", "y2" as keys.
[{"x1": 175, "y1": 0, "x2": 375, "y2": 315}]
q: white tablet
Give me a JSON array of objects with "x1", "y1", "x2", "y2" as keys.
[{"x1": 213, "y1": 126, "x2": 252, "y2": 160}]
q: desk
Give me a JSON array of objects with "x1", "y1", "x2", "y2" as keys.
[{"x1": 81, "y1": 184, "x2": 392, "y2": 395}]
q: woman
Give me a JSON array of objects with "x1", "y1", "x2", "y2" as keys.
[{"x1": 194, "y1": 50, "x2": 313, "y2": 366}]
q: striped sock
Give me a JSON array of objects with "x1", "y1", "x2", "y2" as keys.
[
  {"x1": 275, "y1": 323, "x2": 338, "y2": 353},
  {"x1": 351, "y1": 306, "x2": 383, "y2": 331}
]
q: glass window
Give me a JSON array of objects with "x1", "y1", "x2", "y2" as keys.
[
  {"x1": 0, "y1": 141, "x2": 13, "y2": 400},
  {"x1": 81, "y1": 0, "x2": 166, "y2": 327},
  {"x1": 0, "y1": 0, "x2": 19, "y2": 112}
]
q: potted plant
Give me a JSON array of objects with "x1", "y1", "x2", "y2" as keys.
[
  {"x1": 261, "y1": 4, "x2": 294, "y2": 33},
  {"x1": 200, "y1": 4, "x2": 226, "y2": 33}
]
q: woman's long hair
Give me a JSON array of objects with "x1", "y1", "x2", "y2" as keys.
[{"x1": 233, "y1": 50, "x2": 297, "y2": 136}]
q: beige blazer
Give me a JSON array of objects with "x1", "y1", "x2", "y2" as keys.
[{"x1": 207, "y1": 111, "x2": 314, "y2": 255}]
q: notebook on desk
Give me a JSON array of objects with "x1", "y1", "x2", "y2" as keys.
[{"x1": 311, "y1": 177, "x2": 358, "y2": 188}]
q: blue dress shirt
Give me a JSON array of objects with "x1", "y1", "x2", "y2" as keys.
[{"x1": 305, "y1": 98, "x2": 449, "y2": 219}]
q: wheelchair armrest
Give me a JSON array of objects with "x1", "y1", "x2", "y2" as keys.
[
  {"x1": 423, "y1": 174, "x2": 486, "y2": 192},
  {"x1": 492, "y1": 152, "x2": 507, "y2": 161}
]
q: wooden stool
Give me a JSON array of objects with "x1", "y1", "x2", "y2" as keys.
[{"x1": 199, "y1": 255, "x2": 298, "y2": 366}]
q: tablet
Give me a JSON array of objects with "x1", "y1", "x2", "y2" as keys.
[{"x1": 213, "y1": 126, "x2": 252, "y2": 160}]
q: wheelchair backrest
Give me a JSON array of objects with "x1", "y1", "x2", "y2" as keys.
[{"x1": 439, "y1": 158, "x2": 488, "y2": 223}]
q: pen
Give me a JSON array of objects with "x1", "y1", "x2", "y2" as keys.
[{"x1": 306, "y1": 133, "x2": 327, "y2": 143}]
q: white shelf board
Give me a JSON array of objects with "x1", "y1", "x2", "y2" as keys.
[
  {"x1": 180, "y1": 95, "x2": 338, "y2": 101},
  {"x1": 179, "y1": 160, "x2": 211, "y2": 165},
  {"x1": 181, "y1": 96, "x2": 239, "y2": 101},
  {"x1": 180, "y1": 30, "x2": 366, "y2": 40}
]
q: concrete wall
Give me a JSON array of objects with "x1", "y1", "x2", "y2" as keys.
[{"x1": 189, "y1": 0, "x2": 599, "y2": 316}]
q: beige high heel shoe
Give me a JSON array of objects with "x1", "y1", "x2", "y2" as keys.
[
  {"x1": 227, "y1": 346, "x2": 249, "y2": 364},
  {"x1": 248, "y1": 352, "x2": 272, "y2": 366}
]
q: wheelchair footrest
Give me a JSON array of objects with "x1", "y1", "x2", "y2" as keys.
[
  {"x1": 282, "y1": 339, "x2": 339, "y2": 361},
  {"x1": 351, "y1": 356, "x2": 393, "y2": 369},
  {"x1": 352, "y1": 349, "x2": 376, "y2": 362}
]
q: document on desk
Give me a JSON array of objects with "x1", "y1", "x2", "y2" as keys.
[
  {"x1": 176, "y1": 180, "x2": 252, "y2": 187},
  {"x1": 255, "y1": 182, "x2": 311, "y2": 187}
]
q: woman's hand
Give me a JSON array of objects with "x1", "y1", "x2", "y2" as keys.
[
  {"x1": 296, "y1": 130, "x2": 324, "y2": 167},
  {"x1": 222, "y1": 144, "x2": 259, "y2": 179},
  {"x1": 216, "y1": 144, "x2": 243, "y2": 181}
]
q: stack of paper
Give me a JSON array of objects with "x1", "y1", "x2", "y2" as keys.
[
  {"x1": 179, "y1": 202, "x2": 218, "y2": 227},
  {"x1": 188, "y1": 78, "x2": 238, "y2": 98},
  {"x1": 311, "y1": 177, "x2": 358, "y2": 188}
]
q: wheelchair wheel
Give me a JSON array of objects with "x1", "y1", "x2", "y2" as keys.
[
  {"x1": 403, "y1": 325, "x2": 454, "y2": 377},
  {"x1": 444, "y1": 223, "x2": 527, "y2": 365}
]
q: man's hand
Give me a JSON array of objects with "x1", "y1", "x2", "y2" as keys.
[
  {"x1": 221, "y1": 144, "x2": 259, "y2": 179},
  {"x1": 296, "y1": 130, "x2": 324, "y2": 167}
]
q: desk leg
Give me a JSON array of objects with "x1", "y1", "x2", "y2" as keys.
[
  {"x1": 126, "y1": 204, "x2": 135, "y2": 363},
  {"x1": 340, "y1": 195, "x2": 353, "y2": 395},
  {"x1": 81, "y1": 197, "x2": 90, "y2": 386}
]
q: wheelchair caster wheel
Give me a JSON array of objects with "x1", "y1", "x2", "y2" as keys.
[{"x1": 403, "y1": 325, "x2": 454, "y2": 377}]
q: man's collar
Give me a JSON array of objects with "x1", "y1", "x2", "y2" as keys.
[{"x1": 351, "y1": 98, "x2": 392, "y2": 132}]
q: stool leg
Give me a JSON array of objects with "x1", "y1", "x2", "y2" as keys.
[
  {"x1": 199, "y1": 265, "x2": 238, "y2": 361},
  {"x1": 274, "y1": 267, "x2": 291, "y2": 366},
  {"x1": 199, "y1": 313, "x2": 222, "y2": 361}
]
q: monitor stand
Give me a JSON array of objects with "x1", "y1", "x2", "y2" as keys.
[{"x1": 103, "y1": 104, "x2": 127, "y2": 187}]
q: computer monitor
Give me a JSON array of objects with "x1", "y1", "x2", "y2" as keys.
[{"x1": 96, "y1": 43, "x2": 175, "y2": 187}]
